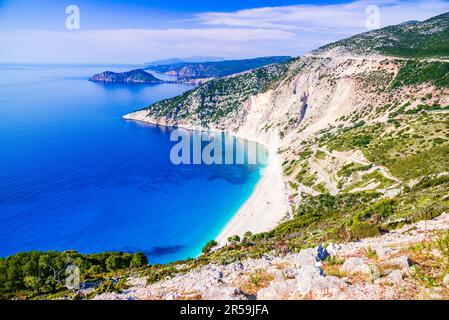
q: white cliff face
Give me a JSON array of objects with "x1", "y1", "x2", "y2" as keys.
[{"x1": 124, "y1": 55, "x2": 448, "y2": 149}]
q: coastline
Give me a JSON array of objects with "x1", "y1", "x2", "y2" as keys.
[
  {"x1": 215, "y1": 140, "x2": 289, "y2": 244},
  {"x1": 122, "y1": 111, "x2": 289, "y2": 246}
]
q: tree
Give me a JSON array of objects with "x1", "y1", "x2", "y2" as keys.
[
  {"x1": 201, "y1": 240, "x2": 218, "y2": 254},
  {"x1": 105, "y1": 255, "x2": 123, "y2": 272},
  {"x1": 23, "y1": 276, "x2": 40, "y2": 293},
  {"x1": 130, "y1": 253, "x2": 148, "y2": 268},
  {"x1": 243, "y1": 231, "x2": 253, "y2": 240},
  {"x1": 227, "y1": 235, "x2": 241, "y2": 244}
]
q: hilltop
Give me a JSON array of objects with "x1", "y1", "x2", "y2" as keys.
[{"x1": 314, "y1": 12, "x2": 449, "y2": 58}]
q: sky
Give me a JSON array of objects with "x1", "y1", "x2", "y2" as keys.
[{"x1": 0, "y1": 0, "x2": 448, "y2": 64}]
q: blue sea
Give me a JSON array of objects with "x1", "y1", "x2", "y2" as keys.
[{"x1": 0, "y1": 64, "x2": 264, "y2": 263}]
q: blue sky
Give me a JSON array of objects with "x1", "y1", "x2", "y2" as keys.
[{"x1": 0, "y1": 0, "x2": 448, "y2": 63}]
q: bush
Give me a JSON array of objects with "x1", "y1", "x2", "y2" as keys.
[
  {"x1": 227, "y1": 235, "x2": 241, "y2": 243},
  {"x1": 130, "y1": 253, "x2": 148, "y2": 268},
  {"x1": 354, "y1": 199, "x2": 396, "y2": 222},
  {"x1": 202, "y1": 240, "x2": 218, "y2": 254},
  {"x1": 0, "y1": 251, "x2": 147, "y2": 299},
  {"x1": 350, "y1": 222, "x2": 380, "y2": 240}
]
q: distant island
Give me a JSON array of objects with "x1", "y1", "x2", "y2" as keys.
[
  {"x1": 89, "y1": 56, "x2": 292, "y2": 85},
  {"x1": 89, "y1": 69, "x2": 163, "y2": 83}
]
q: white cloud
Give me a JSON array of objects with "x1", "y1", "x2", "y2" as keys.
[
  {"x1": 0, "y1": 0, "x2": 448, "y2": 63},
  {"x1": 196, "y1": 0, "x2": 449, "y2": 33}
]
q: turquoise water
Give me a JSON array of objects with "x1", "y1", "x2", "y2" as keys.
[{"x1": 0, "y1": 64, "x2": 264, "y2": 263}]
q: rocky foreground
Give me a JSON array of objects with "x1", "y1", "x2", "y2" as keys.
[{"x1": 93, "y1": 213, "x2": 449, "y2": 300}]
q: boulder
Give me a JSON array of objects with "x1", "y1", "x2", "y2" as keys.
[
  {"x1": 369, "y1": 265, "x2": 381, "y2": 281},
  {"x1": 296, "y1": 265, "x2": 325, "y2": 295},
  {"x1": 389, "y1": 256, "x2": 411, "y2": 270},
  {"x1": 442, "y1": 274, "x2": 449, "y2": 286},
  {"x1": 340, "y1": 257, "x2": 371, "y2": 275},
  {"x1": 257, "y1": 279, "x2": 297, "y2": 300},
  {"x1": 293, "y1": 248, "x2": 317, "y2": 267},
  {"x1": 202, "y1": 286, "x2": 247, "y2": 300},
  {"x1": 326, "y1": 243, "x2": 341, "y2": 256},
  {"x1": 230, "y1": 261, "x2": 244, "y2": 272},
  {"x1": 387, "y1": 270, "x2": 403, "y2": 283},
  {"x1": 374, "y1": 246, "x2": 395, "y2": 260},
  {"x1": 209, "y1": 269, "x2": 223, "y2": 283}
]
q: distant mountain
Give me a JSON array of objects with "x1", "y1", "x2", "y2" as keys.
[
  {"x1": 314, "y1": 11, "x2": 449, "y2": 58},
  {"x1": 89, "y1": 69, "x2": 163, "y2": 83},
  {"x1": 145, "y1": 56, "x2": 292, "y2": 80},
  {"x1": 145, "y1": 56, "x2": 225, "y2": 66}
]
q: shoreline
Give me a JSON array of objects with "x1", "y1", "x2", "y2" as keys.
[{"x1": 122, "y1": 111, "x2": 290, "y2": 246}]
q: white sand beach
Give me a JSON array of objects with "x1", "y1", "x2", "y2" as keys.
[
  {"x1": 215, "y1": 141, "x2": 289, "y2": 245},
  {"x1": 123, "y1": 110, "x2": 290, "y2": 246}
]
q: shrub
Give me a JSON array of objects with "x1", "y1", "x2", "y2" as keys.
[
  {"x1": 350, "y1": 222, "x2": 380, "y2": 240},
  {"x1": 130, "y1": 253, "x2": 148, "y2": 268},
  {"x1": 202, "y1": 240, "x2": 218, "y2": 254},
  {"x1": 354, "y1": 198, "x2": 396, "y2": 222}
]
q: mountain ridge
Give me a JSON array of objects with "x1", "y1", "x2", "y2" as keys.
[
  {"x1": 145, "y1": 56, "x2": 292, "y2": 80},
  {"x1": 314, "y1": 12, "x2": 449, "y2": 58}
]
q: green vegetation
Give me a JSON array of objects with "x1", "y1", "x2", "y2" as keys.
[
  {"x1": 202, "y1": 240, "x2": 218, "y2": 254},
  {"x1": 294, "y1": 162, "x2": 317, "y2": 188},
  {"x1": 146, "y1": 56, "x2": 291, "y2": 79},
  {"x1": 343, "y1": 171, "x2": 396, "y2": 192},
  {"x1": 141, "y1": 61, "x2": 291, "y2": 126},
  {"x1": 323, "y1": 113, "x2": 449, "y2": 181},
  {"x1": 390, "y1": 60, "x2": 449, "y2": 89},
  {"x1": 337, "y1": 162, "x2": 373, "y2": 177},
  {"x1": 0, "y1": 251, "x2": 148, "y2": 299},
  {"x1": 316, "y1": 12, "x2": 449, "y2": 58}
]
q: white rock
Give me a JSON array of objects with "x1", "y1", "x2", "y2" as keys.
[
  {"x1": 387, "y1": 270, "x2": 403, "y2": 283},
  {"x1": 293, "y1": 248, "x2": 317, "y2": 267},
  {"x1": 257, "y1": 279, "x2": 297, "y2": 300},
  {"x1": 210, "y1": 269, "x2": 223, "y2": 283},
  {"x1": 296, "y1": 265, "x2": 324, "y2": 295},
  {"x1": 231, "y1": 262, "x2": 244, "y2": 271},
  {"x1": 326, "y1": 243, "x2": 341, "y2": 256},
  {"x1": 202, "y1": 286, "x2": 246, "y2": 300},
  {"x1": 374, "y1": 247, "x2": 394, "y2": 259},
  {"x1": 369, "y1": 265, "x2": 381, "y2": 281},
  {"x1": 340, "y1": 257, "x2": 371, "y2": 275},
  {"x1": 442, "y1": 274, "x2": 449, "y2": 286},
  {"x1": 390, "y1": 256, "x2": 411, "y2": 270}
]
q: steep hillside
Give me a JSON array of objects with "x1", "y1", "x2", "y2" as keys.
[{"x1": 314, "y1": 12, "x2": 449, "y2": 58}]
